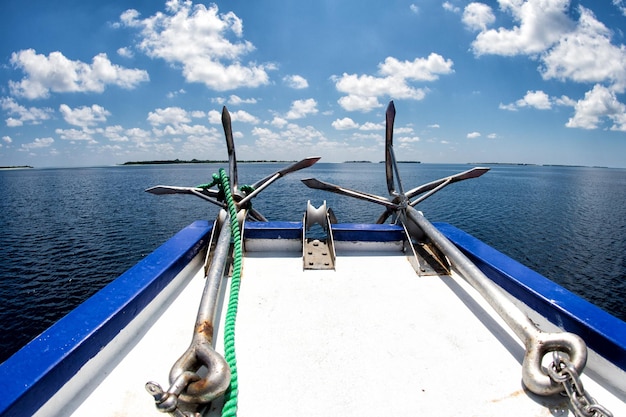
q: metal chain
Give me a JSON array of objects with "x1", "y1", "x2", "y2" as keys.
[{"x1": 547, "y1": 352, "x2": 613, "y2": 417}]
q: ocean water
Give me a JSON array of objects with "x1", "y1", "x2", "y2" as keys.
[{"x1": 1, "y1": 163, "x2": 625, "y2": 363}]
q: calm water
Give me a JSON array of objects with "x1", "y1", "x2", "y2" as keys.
[{"x1": 1, "y1": 163, "x2": 625, "y2": 363}]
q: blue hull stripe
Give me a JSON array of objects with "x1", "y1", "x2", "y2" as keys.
[{"x1": 435, "y1": 222, "x2": 626, "y2": 372}]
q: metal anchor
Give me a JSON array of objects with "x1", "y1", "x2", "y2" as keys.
[{"x1": 145, "y1": 106, "x2": 320, "y2": 413}]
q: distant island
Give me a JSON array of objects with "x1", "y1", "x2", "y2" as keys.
[
  {"x1": 472, "y1": 162, "x2": 604, "y2": 168},
  {"x1": 376, "y1": 161, "x2": 421, "y2": 164},
  {"x1": 121, "y1": 159, "x2": 293, "y2": 165},
  {"x1": 343, "y1": 160, "x2": 372, "y2": 163},
  {"x1": 470, "y1": 162, "x2": 539, "y2": 166},
  {"x1": 0, "y1": 165, "x2": 33, "y2": 170}
]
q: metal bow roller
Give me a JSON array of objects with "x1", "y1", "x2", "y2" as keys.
[
  {"x1": 302, "y1": 101, "x2": 591, "y2": 398},
  {"x1": 145, "y1": 107, "x2": 319, "y2": 416}
]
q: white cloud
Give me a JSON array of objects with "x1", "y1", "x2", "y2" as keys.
[
  {"x1": 126, "y1": 127, "x2": 156, "y2": 148},
  {"x1": 228, "y1": 95, "x2": 257, "y2": 105},
  {"x1": 250, "y1": 122, "x2": 334, "y2": 159},
  {"x1": 1, "y1": 97, "x2": 53, "y2": 126},
  {"x1": 121, "y1": 1, "x2": 272, "y2": 91},
  {"x1": 167, "y1": 89, "x2": 186, "y2": 98},
  {"x1": 554, "y1": 95, "x2": 576, "y2": 107},
  {"x1": 467, "y1": 131, "x2": 481, "y2": 138},
  {"x1": 443, "y1": 2, "x2": 461, "y2": 13},
  {"x1": 154, "y1": 123, "x2": 211, "y2": 137},
  {"x1": 283, "y1": 75, "x2": 309, "y2": 89},
  {"x1": 462, "y1": 2, "x2": 495, "y2": 31},
  {"x1": 487, "y1": 133, "x2": 498, "y2": 139},
  {"x1": 428, "y1": 123, "x2": 440, "y2": 128},
  {"x1": 208, "y1": 109, "x2": 222, "y2": 124},
  {"x1": 566, "y1": 84, "x2": 626, "y2": 131},
  {"x1": 117, "y1": 47, "x2": 134, "y2": 58},
  {"x1": 398, "y1": 136, "x2": 420, "y2": 143},
  {"x1": 271, "y1": 116, "x2": 288, "y2": 128},
  {"x1": 410, "y1": 4, "x2": 419, "y2": 15},
  {"x1": 521, "y1": 90, "x2": 551, "y2": 109},
  {"x1": 20, "y1": 137, "x2": 54, "y2": 151},
  {"x1": 540, "y1": 7, "x2": 626, "y2": 92},
  {"x1": 148, "y1": 107, "x2": 191, "y2": 126},
  {"x1": 332, "y1": 117, "x2": 359, "y2": 130},
  {"x1": 333, "y1": 53, "x2": 453, "y2": 112},
  {"x1": 100, "y1": 125, "x2": 129, "y2": 142},
  {"x1": 285, "y1": 98, "x2": 318, "y2": 119},
  {"x1": 2, "y1": 136, "x2": 12, "y2": 144},
  {"x1": 230, "y1": 110, "x2": 259, "y2": 124},
  {"x1": 60, "y1": 104, "x2": 110, "y2": 127},
  {"x1": 500, "y1": 90, "x2": 552, "y2": 111},
  {"x1": 379, "y1": 54, "x2": 454, "y2": 81},
  {"x1": 470, "y1": 0, "x2": 573, "y2": 56},
  {"x1": 9, "y1": 49, "x2": 149, "y2": 99},
  {"x1": 206, "y1": 108, "x2": 257, "y2": 124},
  {"x1": 55, "y1": 128, "x2": 97, "y2": 142},
  {"x1": 337, "y1": 94, "x2": 382, "y2": 112},
  {"x1": 359, "y1": 122, "x2": 384, "y2": 131}
]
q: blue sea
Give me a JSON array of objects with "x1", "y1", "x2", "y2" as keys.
[{"x1": 1, "y1": 163, "x2": 625, "y2": 363}]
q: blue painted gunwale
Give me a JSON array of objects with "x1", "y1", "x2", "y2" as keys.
[
  {"x1": 243, "y1": 222, "x2": 405, "y2": 242},
  {"x1": 331, "y1": 223, "x2": 405, "y2": 242},
  {"x1": 0, "y1": 220, "x2": 213, "y2": 417},
  {"x1": 435, "y1": 222, "x2": 626, "y2": 372}
]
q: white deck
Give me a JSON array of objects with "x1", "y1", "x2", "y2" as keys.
[{"x1": 44, "y1": 248, "x2": 625, "y2": 416}]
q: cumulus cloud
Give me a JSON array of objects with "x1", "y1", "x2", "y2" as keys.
[
  {"x1": 539, "y1": 7, "x2": 626, "y2": 91},
  {"x1": 60, "y1": 104, "x2": 111, "y2": 127},
  {"x1": 207, "y1": 108, "x2": 259, "y2": 124},
  {"x1": 55, "y1": 128, "x2": 97, "y2": 142},
  {"x1": 566, "y1": 84, "x2": 626, "y2": 131},
  {"x1": 230, "y1": 110, "x2": 259, "y2": 124},
  {"x1": 466, "y1": 131, "x2": 481, "y2": 138},
  {"x1": 332, "y1": 117, "x2": 359, "y2": 130},
  {"x1": 359, "y1": 122, "x2": 384, "y2": 131},
  {"x1": 117, "y1": 47, "x2": 134, "y2": 58},
  {"x1": 21, "y1": 137, "x2": 54, "y2": 151},
  {"x1": 283, "y1": 75, "x2": 309, "y2": 89},
  {"x1": 462, "y1": 3, "x2": 495, "y2": 31},
  {"x1": 148, "y1": 107, "x2": 191, "y2": 126},
  {"x1": 250, "y1": 122, "x2": 335, "y2": 159},
  {"x1": 100, "y1": 125, "x2": 129, "y2": 142},
  {"x1": 1, "y1": 97, "x2": 53, "y2": 126},
  {"x1": 9, "y1": 49, "x2": 149, "y2": 99},
  {"x1": 228, "y1": 95, "x2": 257, "y2": 105},
  {"x1": 285, "y1": 99, "x2": 318, "y2": 119},
  {"x1": 120, "y1": 1, "x2": 272, "y2": 91},
  {"x1": 443, "y1": 2, "x2": 461, "y2": 13},
  {"x1": 333, "y1": 53, "x2": 453, "y2": 112},
  {"x1": 499, "y1": 90, "x2": 552, "y2": 111},
  {"x1": 469, "y1": 0, "x2": 573, "y2": 56}
]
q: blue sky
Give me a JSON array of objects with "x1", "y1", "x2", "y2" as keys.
[{"x1": 2, "y1": 0, "x2": 626, "y2": 168}]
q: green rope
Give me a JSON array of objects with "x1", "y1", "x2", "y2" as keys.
[{"x1": 217, "y1": 168, "x2": 242, "y2": 417}]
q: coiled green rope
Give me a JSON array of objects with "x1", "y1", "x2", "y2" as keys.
[{"x1": 216, "y1": 168, "x2": 242, "y2": 417}]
